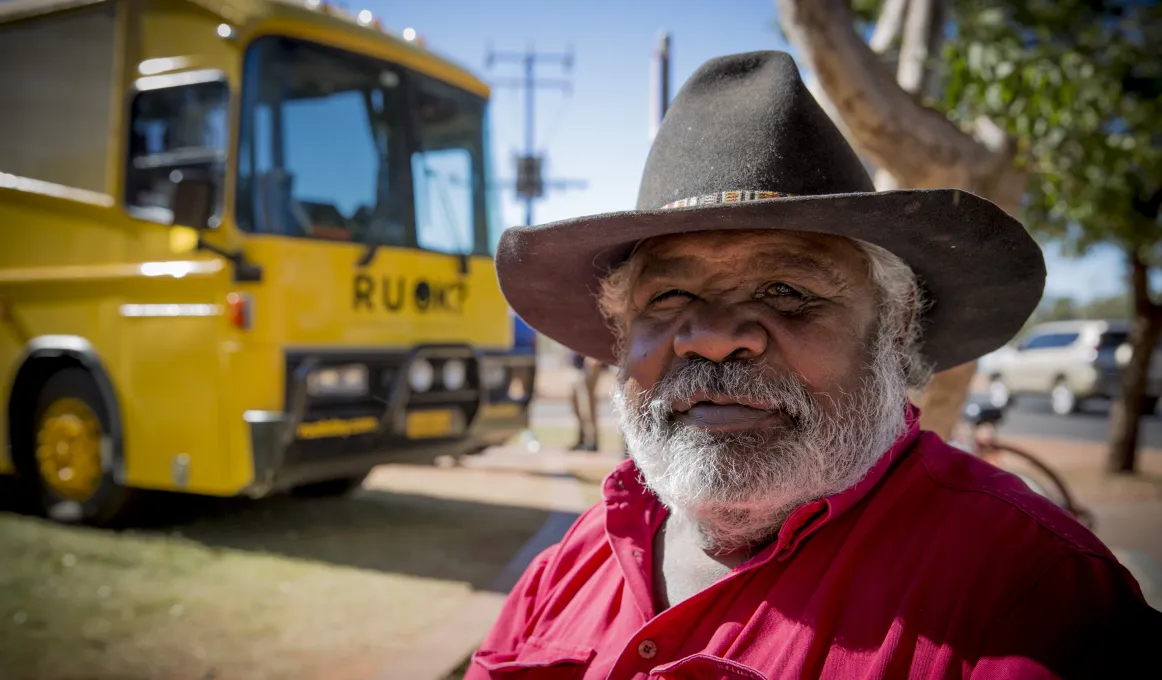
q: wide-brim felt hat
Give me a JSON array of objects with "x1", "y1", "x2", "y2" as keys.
[{"x1": 496, "y1": 51, "x2": 1046, "y2": 372}]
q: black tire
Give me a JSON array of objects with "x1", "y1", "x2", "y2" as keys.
[
  {"x1": 1141, "y1": 396, "x2": 1159, "y2": 416},
  {"x1": 289, "y1": 472, "x2": 369, "y2": 498},
  {"x1": 24, "y1": 368, "x2": 142, "y2": 526}
]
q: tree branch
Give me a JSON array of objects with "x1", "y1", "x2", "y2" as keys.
[
  {"x1": 776, "y1": 0, "x2": 1026, "y2": 214},
  {"x1": 869, "y1": 0, "x2": 909, "y2": 55}
]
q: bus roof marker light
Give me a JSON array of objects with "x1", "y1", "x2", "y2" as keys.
[
  {"x1": 402, "y1": 27, "x2": 417, "y2": 41},
  {"x1": 216, "y1": 23, "x2": 234, "y2": 39},
  {"x1": 358, "y1": 10, "x2": 373, "y2": 25},
  {"x1": 305, "y1": 0, "x2": 321, "y2": 7}
]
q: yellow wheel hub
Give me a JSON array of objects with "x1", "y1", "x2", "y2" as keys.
[{"x1": 36, "y1": 398, "x2": 103, "y2": 502}]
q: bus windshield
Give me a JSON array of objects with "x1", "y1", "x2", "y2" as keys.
[{"x1": 237, "y1": 36, "x2": 489, "y2": 255}]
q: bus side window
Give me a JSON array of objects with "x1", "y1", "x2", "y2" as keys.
[{"x1": 124, "y1": 78, "x2": 229, "y2": 224}]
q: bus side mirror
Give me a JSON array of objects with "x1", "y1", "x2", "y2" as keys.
[{"x1": 171, "y1": 173, "x2": 216, "y2": 230}]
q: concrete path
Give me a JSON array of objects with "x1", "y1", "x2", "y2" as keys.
[{"x1": 371, "y1": 447, "x2": 591, "y2": 680}]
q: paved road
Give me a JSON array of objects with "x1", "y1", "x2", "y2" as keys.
[
  {"x1": 997, "y1": 396, "x2": 1162, "y2": 448},
  {"x1": 532, "y1": 396, "x2": 1162, "y2": 449}
]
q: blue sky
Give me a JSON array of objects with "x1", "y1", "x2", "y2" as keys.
[{"x1": 363, "y1": 0, "x2": 1130, "y2": 302}]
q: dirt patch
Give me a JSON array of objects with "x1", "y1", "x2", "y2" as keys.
[
  {"x1": 530, "y1": 425, "x2": 624, "y2": 456},
  {"x1": 532, "y1": 367, "x2": 617, "y2": 403},
  {"x1": 565, "y1": 457, "x2": 622, "y2": 507}
]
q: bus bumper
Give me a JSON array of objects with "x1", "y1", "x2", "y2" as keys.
[{"x1": 240, "y1": 348, "x2": 534, "y2": 496}]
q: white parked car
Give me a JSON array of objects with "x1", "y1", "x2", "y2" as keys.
[{"x1": 985, "y1": 320, "x2": 1162, "y2": 416}]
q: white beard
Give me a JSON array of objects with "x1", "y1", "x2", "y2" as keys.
[{"x1": 612, "y1": 329, "x2": 909, "y2": 552}]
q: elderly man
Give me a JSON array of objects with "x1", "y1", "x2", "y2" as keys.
[{"x1": 467, "y1": 52, "x2": 1160, "y2": 679}]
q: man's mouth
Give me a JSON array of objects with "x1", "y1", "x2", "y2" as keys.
[{"x1": 670, "y1": 391, "x2": 793, "y2": 432}]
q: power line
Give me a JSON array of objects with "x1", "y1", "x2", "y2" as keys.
[{"x1": 486, "y1": 44, "x2": 587, "y2": 226}]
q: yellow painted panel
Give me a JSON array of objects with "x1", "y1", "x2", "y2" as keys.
[
  {"x1": 0, "y1": 297, "x2": 21, "y2": 475},
  {"x1": 217, "y1": 340, "x2": 282, "y2": 491},
  {"x1": 241, "y1": 237, "x2": 512, "y2": 351},
  {"x1": 118, "y1": 308, "x2": 226, "y2": 493},
  {"x1": 139, "y1": 0, "x2": 240, "y2": 77}
]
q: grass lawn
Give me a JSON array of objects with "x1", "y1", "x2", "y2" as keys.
[{"x1": 0, "y1": 484, "x2": 548, "y2": 680}]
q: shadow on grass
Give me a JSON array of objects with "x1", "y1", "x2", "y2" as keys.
[
  {"x1": 161, "y1": 490, "x2": 566, "y2": 593},
  {"x1": 0, "y1": 480, "x2": 568, "y2": 594}
]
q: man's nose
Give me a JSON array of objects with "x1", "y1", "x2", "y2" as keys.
[{"x1": 672, "y1": 301, "x2": 768, "y2": 362}]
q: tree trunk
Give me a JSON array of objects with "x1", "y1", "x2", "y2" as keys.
[
  {"x1": 1107, "y1": 248, "x2": 1162, "y2": 473},
  {"x1": 910, "y1": 360, "x2": 978, "y2": 433},
  {"x1": 777, "y1": 0, "x2": 1027, "y2": 440}
]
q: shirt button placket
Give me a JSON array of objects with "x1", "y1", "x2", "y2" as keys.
[{"x1": 637, "y1": 639, "x2": 658, "y2": 660}]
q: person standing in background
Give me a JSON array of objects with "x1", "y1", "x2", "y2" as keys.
[{"x1": 570, "y1": 351, "x2": 604, "y2": 451}]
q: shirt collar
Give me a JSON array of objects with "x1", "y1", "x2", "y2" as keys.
[
  {"x1": 768, "y1": 402, "x2": 921, "y2": 560},
  {"x1": 603, "y1": 402, "x2": 923, "y2": 561}
]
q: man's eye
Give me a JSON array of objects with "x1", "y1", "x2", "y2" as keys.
[
  {"x1": 649, "y1": 289, "x2": 693, "y2": 306},
  {"x1": 758, "y1": 282, "x2": 803, "y2": 298}
]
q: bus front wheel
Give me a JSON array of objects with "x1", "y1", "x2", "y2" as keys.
[{"x1": 22, "y1": 368, "x2": 142, "y2": 526}]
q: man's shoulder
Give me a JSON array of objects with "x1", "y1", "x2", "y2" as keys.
[
  {"x1": 535, "y1": 496, "x2": 615, "y2": 580},
  {"x1": 903, "y1": 430, "x2": 1114, "y2": 561}
]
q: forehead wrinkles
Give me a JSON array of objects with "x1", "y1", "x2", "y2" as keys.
[{"x1": 632, "y1": 236, "x2": 858, "y2": 292}]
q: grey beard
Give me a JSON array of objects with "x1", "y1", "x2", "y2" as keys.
[{"x1": 612, "y1": 330, "x2": 909, "y2": 553}]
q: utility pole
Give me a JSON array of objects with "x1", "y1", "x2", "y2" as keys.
[
  {"x1": 486, "y1": 45, "x2": 587, "y2": 226},
  {"x1": 649, "y1": 31, "x2": 672, "y2": 142}
]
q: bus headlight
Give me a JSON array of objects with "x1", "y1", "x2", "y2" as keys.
[
  {"x1": 408, "y1": 359, "x2": 435, "y2": 393},
  {"x1": 307, "y1": 364, "x2": 368, "y2": 397},
  {"x1": 442, "y1": 359, "x2": 467, "y2": 391}
]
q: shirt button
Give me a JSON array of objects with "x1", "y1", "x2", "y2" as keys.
[{"x1": 637, "y1": 639, "x2": 658, "y2": 659}]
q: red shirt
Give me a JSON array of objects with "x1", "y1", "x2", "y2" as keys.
[{"x1": 467, "y1": 409, "x2": 1161, "y2": 679}]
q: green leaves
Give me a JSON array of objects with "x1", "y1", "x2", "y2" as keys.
[{"x1": 939, "y1": 0, "x2": 1162, "y2": 256}]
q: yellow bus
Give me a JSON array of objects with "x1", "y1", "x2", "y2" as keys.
[{"x1": 0, "y1": 0, "x2": 535, "y2": 524}]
